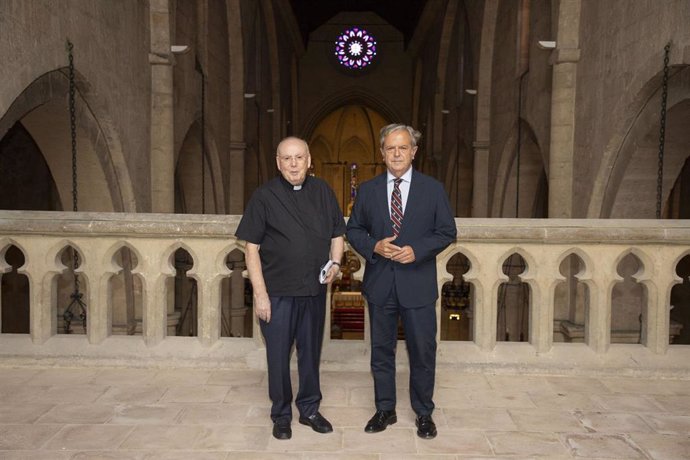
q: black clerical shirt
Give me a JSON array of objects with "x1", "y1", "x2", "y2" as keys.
[{"x1": 236, "y1": 175, "x2": 346, "y2": 297}]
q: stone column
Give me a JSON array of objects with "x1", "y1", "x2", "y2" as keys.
[
  {"x1": 144, "y1": 272, "x2": 170, "y2": 346},
  {"x1": 121, "y1": 249, "x2": 137, "y2": 335},
  {"x1": 21, "y1": 238, "x2": 60, "y2": 344},
  {"x1": 547, "y1": 0, "x2": 581, "y2": 218},
  {"x1": 472, "y1": 0, "x2": 498, "y2": 217},
  {"x1": 472, "y1": 141, "x2": 490, "y2": 217},
  {"x1": 138, "y1": 241, "x2": 174, "y2": 346},
  {"x1": 149, "y1": 0, "x2": 175, "y2": 213},
  {"x1": 229, "y1": 253, "x2": 248, "y2": 337},
  {"x1": 226, "y1": 0, "x2": 247, "y2": 214},
  {"x1": 465, "y1": 246, "x2": 506, "y2": 351},
  {"x1": 525, "y1": 249, "x2": 563, "y2": 353},
  {"x1": 582, "y1": 247, "x2": 621, "y2": 354},
  {"x1": 435, "y1": 248, "x2": 456, "y2": 343},
  {"x1": 640, "y1": 247, "x2": 684, "y2": 354},
  {"x1": 228, "y1": 142, "x2": 247, "y2": 214},
  {"x1": 191, "y1": 249, "x2": 223, "y2": 347},
  {"x1": 81, "y1": 241, "x2": 113, "y2": 345}
]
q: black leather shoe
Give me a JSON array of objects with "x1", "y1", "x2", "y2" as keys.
[
  {"x1": 364, "y1": 410, "x2": 397, "y2": 433},
  {"x1": 415, "y1": 414, "x2": 437, "y2": 439},
  {"x1": 299, "y1": 411, "x2": 333, "y2": 433},
  {"x1": 272, "y1": 418, "x2": 292, "y2": 440}
]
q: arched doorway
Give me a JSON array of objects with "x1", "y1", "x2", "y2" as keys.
[
  {"x1": 307, "y1": 104, "x2": 390, "y2": 214},
  {"x1": 175, "y1": 120, "x2": 225, "y2": 214}
]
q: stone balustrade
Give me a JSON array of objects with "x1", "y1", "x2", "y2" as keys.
[{"x1": 0, "y1": 210, "x2": 689, "y2": 376}]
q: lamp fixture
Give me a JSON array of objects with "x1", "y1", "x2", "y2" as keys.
[
  {"x1": 537, "y1": 40, "x2": 556, "y2": 50},
  {"x1": 171, "y1": 45, "x2": 190, "y2": 54}
]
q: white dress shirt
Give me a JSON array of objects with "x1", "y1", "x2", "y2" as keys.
[{"x1": 387, "y1": 167, "x2": 412, "y2": 217}]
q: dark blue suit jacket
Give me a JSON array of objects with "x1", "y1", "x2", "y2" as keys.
[{"x1": 346, "y1": 169, "x2": 457, "y2": 308}]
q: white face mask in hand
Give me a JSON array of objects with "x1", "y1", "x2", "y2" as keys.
[{"x1": 319, "y1": 260, "x2": 334, "y2": 284}]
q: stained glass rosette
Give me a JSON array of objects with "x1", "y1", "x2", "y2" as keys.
[{"x1": 334, "y1": 27, "x2": 377, "y2": 70}]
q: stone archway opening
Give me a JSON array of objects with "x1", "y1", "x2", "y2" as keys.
[
  {"x1": 554, "y1": 253, "x2": 590, "y2": 343},
  {"x1": 0, "y1": 123, "x2": 61, "y2": 211},
  {"x1": 170, "y1": 248, "x2": 197, "y2": 337},
  {"x1": 55, "y1": 245, "x2": 88, "y2": 335},
  {"x1": 599, "y1": 71, "x2": 690, "y2": 218},
  {"x1": 671, "y1": 254, "x2": 690, "y2": 345},
  {"x1": 0, "y1": 245, "x2": 29, "y2": 334},
  {"x1": 494, "y1": 120, "x2": 547, "y2": 218},
  {"x1": 0, "y1": 70, "x2": 134, "y2": 212},
  {"x1": 441, "y1": 252, "x2": 473, "y2": 341},
  {"x1": 110, "y1": 246, "x2": 142, "y2": 336},
  {"x1": 664, "y1": 152, "x2": 690, "y2": 219},
  {"x1": 307, "y1": 104, "x2": 390, "y2": 214},
  {"x1": 497, "y1": 253, "x2": 530, "y2": 342},
  {"x1": 612, "y1": 253, "x2": 647, "y2": 344},
  {"x1": 175, "y1": 121, "x2": 224, "y2": 214}
]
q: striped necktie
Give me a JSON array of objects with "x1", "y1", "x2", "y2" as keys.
[{"x1": 391, "y1": 178, "x2": 403, "y2": 237}]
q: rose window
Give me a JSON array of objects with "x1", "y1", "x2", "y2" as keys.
[{"x1": 334, "y1": 27, "x2": 377, "y2": 70}]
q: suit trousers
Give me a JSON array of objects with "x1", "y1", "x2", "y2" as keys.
[
  {"x1": 260, "y1": 293, "x2": 326, "y2": 422},
  {"x1": 368, "y1": 288, "x2": 437, "y2": 416}
]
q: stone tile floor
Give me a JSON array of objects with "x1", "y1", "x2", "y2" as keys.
[{"x1": 0, "y1": 365, "x2": 688, "y2": 459}]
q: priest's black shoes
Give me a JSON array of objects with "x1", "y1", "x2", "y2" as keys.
[
  {"x1": 364, "y1": 409, "x2": 397, "y2": 433},
  {"x1": 272, "y1": 418, "x2": 292, "y2": 440},
  {"x1": 415, "y1": 414, "x2": 437, "y2": 439},
  {"x1": 299, "y1": 412, "x2": 333, "y2": 433}
]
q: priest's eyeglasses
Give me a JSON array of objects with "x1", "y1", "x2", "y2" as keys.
[{"x1": 277, "y1": 154, "x2": 308, "y2": 164}]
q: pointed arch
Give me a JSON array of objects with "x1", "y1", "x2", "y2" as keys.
[
  {"x1": 492, "y1": 119, "x2": 546, "y2": 217},
  {"x1": 588, "y1": 66, "x2": 690, "y2": 217},
  {"x1": 301, "y1": 88, "x2": 402, "y2": 140},
  {"x1": 0, "y1": 69, "x2": 137, "y2": 212},
  {"x1": 175, "y1": 119, "x2": 226, "y2": 214}
]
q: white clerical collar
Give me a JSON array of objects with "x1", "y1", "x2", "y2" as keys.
[{"x1": 281, "y1": 174, "x2": 307, "y2": 190}]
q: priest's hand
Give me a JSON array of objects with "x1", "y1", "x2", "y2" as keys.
[{"x1": 254, "y1": 292, "x2": 271, "y2": 323}]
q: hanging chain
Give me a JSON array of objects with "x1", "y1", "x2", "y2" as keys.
[
  {"x1": 67, "y1": 40, "x2": 78, "y2": 213},
  {"x1": 63, "y1": 40, "x2": 86, "y2": 333},
  {"x1": 656, "y1": 42, "x2": 671, "y2": 219}
]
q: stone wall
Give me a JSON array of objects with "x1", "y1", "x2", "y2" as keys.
[
  {"x1": 298, "y1": 12, "x2": 413, "y2": 136},
  {"x1": 0, "y1": 0, "x2": 151, "y2": 210},
  {"x1": 575, "y1": 0, "x2": 690, "y2": 217}
]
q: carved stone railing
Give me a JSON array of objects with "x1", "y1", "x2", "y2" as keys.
[{"x1": 0, "y1": 211, "x2": 688, "y2": 376}]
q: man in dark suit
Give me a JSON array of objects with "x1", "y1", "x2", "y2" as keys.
[{"x1": 346, "y1": 124, "x2": 456, "y2": 439}]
